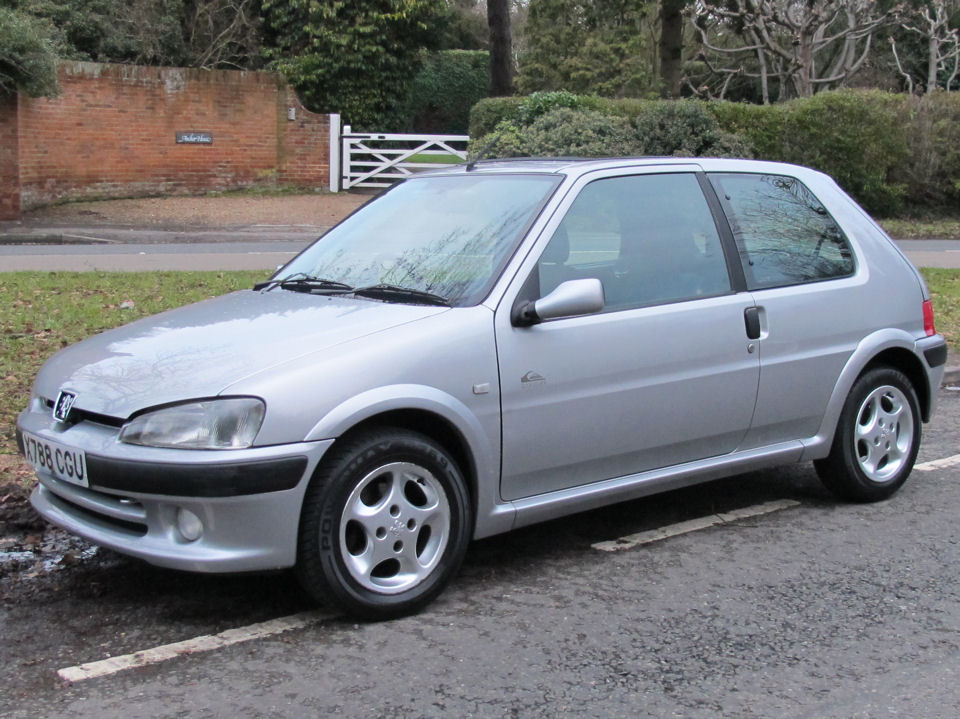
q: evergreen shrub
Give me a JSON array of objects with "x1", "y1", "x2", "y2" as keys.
[
  {"x1": 633, "y1": 101, "x2": 752, "y2": 158},
  {"x1": 404, "y1": 50, "x2": 489, "y2": 134},
  {"x1": 470, "y1": 89, "x2": 960, "y2": 215}
]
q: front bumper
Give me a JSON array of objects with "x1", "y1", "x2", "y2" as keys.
[{"x1": 17, "y1": 407, "x2": 334, "y2": 573}]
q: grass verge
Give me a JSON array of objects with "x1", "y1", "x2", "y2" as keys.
[
  {"x1": 1, "y1": 267, "x2": 958, "y2": 476},
  {"x1": 405, "y1": 153, "x2": 464, "y2": 165},
  {"x1": 0, "y1": 271, "x2": 266, "y2": 458},
  {"x1": 879, "y1": 218, "x2": 960, "y2": 240},
  {"x1": 920, "y1": 268, "x2": 960, "y2": 351}
]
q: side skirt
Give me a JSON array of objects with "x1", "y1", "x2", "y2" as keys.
[{"x1": 473, "y1": 441, "x2": 805, "y2": 538}]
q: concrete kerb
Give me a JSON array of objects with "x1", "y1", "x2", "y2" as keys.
[{"x1": 942, "y1": 366, "x2": 960, "y2": 387}]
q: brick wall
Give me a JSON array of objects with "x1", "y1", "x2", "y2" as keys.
[
  {"x1": 5, "y1": 62, "x2": 332, "y2": 217},
  {"x1": 0, "y1": 95, "x2": 20, "y2": 220},
  {"x1": 278, "y1": 87, "x2": 331, "y2": 187}
]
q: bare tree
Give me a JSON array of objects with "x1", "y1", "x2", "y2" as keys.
[
  {"x1": 182, "y1": 0, "x2": 261, "y2": 70},
  {"x1": 690, "y1": 0, "x2": 899, "y2": 103},
  {"x1": 891, "y1": 0, "x2": 960, "y2": 94}
]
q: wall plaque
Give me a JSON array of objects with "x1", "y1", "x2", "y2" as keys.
[{"x1": 176, "y1": 132, "x2": 213, "y2": 144}]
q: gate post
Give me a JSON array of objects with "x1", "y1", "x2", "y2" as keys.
[
  {"x1": 341, "y1": 124, "x2": 352, "y2": 191},
  {"x1": 328, "y1": 113, "x2": 341, "y2": 193}
]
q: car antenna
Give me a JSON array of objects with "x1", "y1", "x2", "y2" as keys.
[{"x1": 465, "y1": 136, "x2": 502, "y2": 171}]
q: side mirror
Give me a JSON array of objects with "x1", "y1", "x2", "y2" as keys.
[{"x1": 513, "y1": 278, "x2": 605, "y2": 326}]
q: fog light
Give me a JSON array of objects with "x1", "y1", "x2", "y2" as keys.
[{"x1": 177, "y1": 508, "x2": 204, "y2": 542}]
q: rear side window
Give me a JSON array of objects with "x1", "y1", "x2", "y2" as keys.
[{"x1": 709, "y1": 173, "x2": 855, "y2": 290}]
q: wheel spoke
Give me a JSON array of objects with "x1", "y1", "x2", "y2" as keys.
[
  {"x1": 339, "y1": 460, "x2": 451, "y2": 594},
  {"x1": 853, "y1": 384, "x2": 915, "y2": 483}
]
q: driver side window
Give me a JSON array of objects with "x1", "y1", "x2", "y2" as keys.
[{"x1": 536, "y1": 173, "x2": 732, "y2": 311}]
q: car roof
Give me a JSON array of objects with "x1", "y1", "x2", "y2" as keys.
[{"x1": 418, "y1": 156, "x2": 830, "y2": 183}]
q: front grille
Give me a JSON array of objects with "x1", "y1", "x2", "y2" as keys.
[
  {"x1": 42, "y1": 398, "x2": 124, "y2": 428},
  {"x1": 46, "y1": 490, "x2": 148, "y2": 536},
  {"x1": 39, "y1": 476, "x2": 148, "y2": 537}
]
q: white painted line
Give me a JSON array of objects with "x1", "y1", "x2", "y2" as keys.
[
  {"x1": 592, "y1": 499, "x2": 801, "y2": 552},
  {"x1": 913, "y1": 453, "x2": 960, "y2": 472},
  {"x1": 61, "y1": 234, "x2": 121, "y2": 244},
  {"x1": 57, "y1": 610, "x2": 335, "y2": 683},
  {"x1": 248, "y1": 223, "x2": 322, "y2": 229}
]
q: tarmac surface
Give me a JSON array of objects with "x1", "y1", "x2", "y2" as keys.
[
  {"x1": 1, "y1": 388, "x2": 959, "y2": 717},
  {"x1": 2, "y1": 212, "x2": 960, "y2": 271},
  {"x1": 3, "y1": 197, "x2": 960, "y2": 716},
  {"x1": 3, "y1": 227, "x2": 960, "y2": 271}
]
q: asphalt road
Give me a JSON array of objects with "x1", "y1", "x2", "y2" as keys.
[
  {"x1": 0, "y1": 240, "x2": 310, "y2": 272},
  {"x1": 2, "y1": 237, "x2": 960, "y2": 271},
  {"x1": 3, "y1": 388, "x2": 960, "y2": 718}
]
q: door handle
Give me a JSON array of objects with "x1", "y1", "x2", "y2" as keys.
[{"x1": 744, "y1": 306, "x2": 761, "y2": 340}]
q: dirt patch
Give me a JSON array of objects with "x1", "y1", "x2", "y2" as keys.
[
  {"x1": 0, "y1": 454, "x2": 109, "y2": 604},
  {"x1": 20, "y1": 192, "x2": 372, "y2": 230},
  {"x1": 0, "y1": 456, "x2": 40, "y2": 535}
]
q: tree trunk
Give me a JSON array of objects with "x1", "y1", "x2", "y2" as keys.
[
  {"x1": 927, "y1": 35, "x2": 939, "y2": 94},
  {"x1": 658, "y1": 0, "x2": 686, "y2": 97},
  {"x1": 488, "y1": 0, "x2": 513, "y2": 96},
  {"x1": 799, "y1": 34, "x2": 813, "y2": 97}
]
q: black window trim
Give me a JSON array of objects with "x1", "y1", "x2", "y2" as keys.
[
  {"x1": 706, "y1": 171, "x2": 858, "y2": 292},
  {"x1": 696, "y1": 171, "x2": 748, "y2": 293},
  {"x1": 516, "y1": 169, "x2": 743, "y2": 320}
]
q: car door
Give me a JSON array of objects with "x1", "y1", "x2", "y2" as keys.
[
  {"x1": 707, "y1": 171, "x2": 866, "y2": 449},
  {"x1": 495, "y1": 169, "x2": 762, "y2": 502}
]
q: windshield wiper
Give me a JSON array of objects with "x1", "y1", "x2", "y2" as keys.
[
  {"x1": 254, "y1": 274, "x2": 353, "y2": 293},
  {"x1": 351, "y1": 284, "x2": 451, "y2": 307},
  {"x1": 256, "y1": 275, "x2": 451, "y2": 306}
]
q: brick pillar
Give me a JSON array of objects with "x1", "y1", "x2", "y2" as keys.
[
  {"x1": 277, "y1": 87, "x2": 331, "y2": 189},
  {"x1": 0, "y1": 93, "x2": 20, "y2": 220}
]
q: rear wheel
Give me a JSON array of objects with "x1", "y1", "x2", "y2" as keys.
[
  {"x1": 297, "y1": 428, "x2": 472, "y2": 620},
  {"x1": 815, "y1": 367, "x2": 921, "y2": 502}
]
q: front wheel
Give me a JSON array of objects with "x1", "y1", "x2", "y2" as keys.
[
  {"x1": 815, "y1": 366, "x2": 921, "y2": 502},
  {"x1": 297, "y1": 428, "x2": 472, "y2": 620}
]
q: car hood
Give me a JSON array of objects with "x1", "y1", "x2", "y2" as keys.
[{"x1": 35, "y1": 290, "x2": 447, "y2": 419}]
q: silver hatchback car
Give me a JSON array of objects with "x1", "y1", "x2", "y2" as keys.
[{"x1": 17, "y1": 158, "x2": 947, "y2": 618}]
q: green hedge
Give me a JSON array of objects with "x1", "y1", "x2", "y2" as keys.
[
  {"x1": 710, "y1": 91, "x2": 910, "y2": 213},
  {"x1": 404, "y1": 50, "x2": 489, "y2": 134},
  {"x1": 469, "y1": 90, "x2": 960, "y2": 216},
  {"x1": 469, "y1": 96, "x2": 526, "y2": 137}
]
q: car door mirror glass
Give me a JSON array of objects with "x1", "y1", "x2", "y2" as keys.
[{"x1": 514, "y1": 279, "x2": 605, "y2": 326}]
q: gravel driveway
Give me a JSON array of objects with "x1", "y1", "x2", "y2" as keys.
[{"x1": 18, "y1": 192, "x2": 372, "y2": 230}]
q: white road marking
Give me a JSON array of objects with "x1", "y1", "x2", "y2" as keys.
[
  {"x1": 913, "y1": 453, "x2": 960, "y2": 472},
  {"x1": 61, "y1": 234, "x2": 120, "y2": 244},
  {"x1": 57, "y1": 610, "x2": 336, "y2": 683},
  {"x1": 592, "y1": 499, "x2": 801, "y2": 552}
]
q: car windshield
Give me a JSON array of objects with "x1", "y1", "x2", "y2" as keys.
[{"x1": 273, "y1": 173, "x2": 561, "y2": 306}]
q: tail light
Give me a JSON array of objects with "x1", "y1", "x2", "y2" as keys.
[{"x1": 922, "y1": 299, "x2": 936, "y2": 336}]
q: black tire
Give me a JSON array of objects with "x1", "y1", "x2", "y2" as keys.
[
  {"x1": 296, "y1": 428, "x2": 472, "y2": 620},
  {"x1": 815, "y1": 366, "x2": 921, "y2": 502}
]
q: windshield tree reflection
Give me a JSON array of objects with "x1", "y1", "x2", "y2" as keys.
[{"x1": 277, "y1": 174, "x2": 560, "y2": 306}]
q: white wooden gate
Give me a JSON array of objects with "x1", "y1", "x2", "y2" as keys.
[{"x1": 329, "y1": 115, "x2": 469, "y2": 192}]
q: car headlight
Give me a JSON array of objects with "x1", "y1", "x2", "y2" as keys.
[{"x1": 119, "y1": 398, "x2": 265, "y2": 449}]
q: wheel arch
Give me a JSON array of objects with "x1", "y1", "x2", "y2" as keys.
[
  {"x1": 333, "y1": 409, "x2": 478, "y2": 512},
  {"x1": 802, "y1": 330, "x2": 931, "y2": 461},
  {"x1": 861, "y1": 347, "x2": 932, "y2": 422},
  {"x1": 304, "y1": 385, "x2": 512, "y2": 539}
]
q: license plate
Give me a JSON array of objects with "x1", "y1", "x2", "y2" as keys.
[{"x1": 21, "y1": 431, "x2": 89, "y2": 488}]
